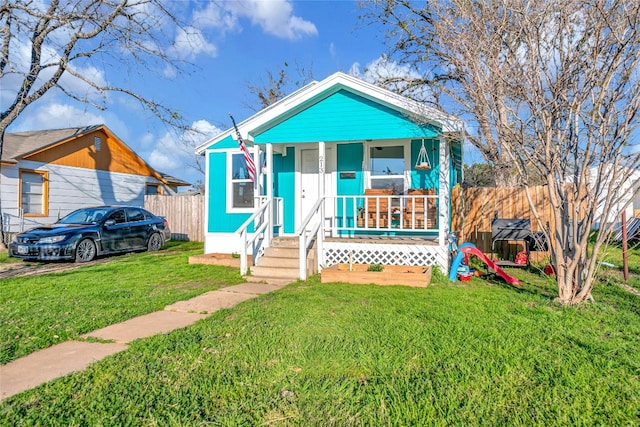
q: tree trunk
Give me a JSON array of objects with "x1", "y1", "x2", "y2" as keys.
[
  {"x1": 492, "y1": 152, "x2": 518, "y2": 187},
  {"x1": 0, "y1": 127, "x2": 6, "y2": 249}
]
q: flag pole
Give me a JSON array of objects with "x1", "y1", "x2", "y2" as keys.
[{"x1": 228, "y1": 113, "x2": 256, "y2": 183}]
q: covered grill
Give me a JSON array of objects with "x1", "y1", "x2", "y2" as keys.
[{"x1": 491, "y1": 217, "x2": 532, "y2": 267}]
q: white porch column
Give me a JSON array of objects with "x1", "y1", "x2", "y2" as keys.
[
  {"x1": 438, "y1": 137, "x2": 450, "y2": 248},
  {"x1": 253, "y1": 144, "x2": 260, "y2": 194},
  {"x1": 266, "y1": 143, "x2": 273, "y2": 244},
  {"x1": 317, "y1": 141, "x2": 325, "y2": 271}
]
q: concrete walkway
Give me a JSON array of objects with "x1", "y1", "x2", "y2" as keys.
[{"x1": 0, "y1": 282, "x2": 286, "y2": 401}]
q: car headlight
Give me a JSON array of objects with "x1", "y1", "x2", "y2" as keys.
[{"x1": 39, "y1": 235, "x2": 67, "y2": 244}]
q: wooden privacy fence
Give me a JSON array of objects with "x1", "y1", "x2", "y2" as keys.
[
  {"x1": 451, "y1": 186, "x2": 556, "y2": 260},
  {"x1": 144, "y1": 195, "x2": 204, "y2": 242}
]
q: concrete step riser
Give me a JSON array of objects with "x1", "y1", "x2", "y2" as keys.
[
  {"x1": 251, "y1": 266, "x2": 300, "y2": 279},
  {"x1": 263, "y1": 247, "x2": 300, "y2": 258},
  {"x1": 257, "y1": 257, "x2": 299, "y2": 268},
  {"x1": 245, "y1": 275, "x2": 294, "y2": 286},
  {"x1": 270, "y1": 238, "x2": 301, "y2": 248}
]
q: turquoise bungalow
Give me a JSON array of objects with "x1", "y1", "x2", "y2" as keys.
[{"x1": 195, "y1": 72, "x2": 464, "y2": 281}]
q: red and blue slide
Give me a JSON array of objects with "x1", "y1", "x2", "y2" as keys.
[{"x1": 449, "y1": 242, "x2": 521, "y2": 286}]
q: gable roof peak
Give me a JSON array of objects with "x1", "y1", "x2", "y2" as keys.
[{"x1": 195, "y1": 71, "x2": 464, "y2": 154}]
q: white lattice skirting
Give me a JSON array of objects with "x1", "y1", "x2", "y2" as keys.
[{"x1": 323, "y1": 241, "x2": 449, "y2": 272}]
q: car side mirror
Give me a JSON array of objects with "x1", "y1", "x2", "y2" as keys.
[{"x1": 104, "y1": 219, "x2": 116, "y2": 227}]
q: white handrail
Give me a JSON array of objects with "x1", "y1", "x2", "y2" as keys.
[
  {"x1": 296, "y1": 196, "x2": 325, "y2": 280},
  {"x1": 237, "y1": 198, "x2": 272, "y2": 275}
]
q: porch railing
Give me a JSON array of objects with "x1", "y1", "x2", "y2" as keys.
[
  {"x1": 327, "y1": 194, "x2": 439, "y2": 234},
  {"x1": 236, "y1": 196, "x2": 283, "y2": 275},
  {"x1": 293, "y1": 194, "x2": 439, "y2": 280},
  {"x1": 296, "y1": 197, "x2": 324, "y2": 280}
]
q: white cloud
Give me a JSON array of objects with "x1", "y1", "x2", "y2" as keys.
[
  {"x1": 145, "y1": 120, "x2": 224, "y2": 182},
  {"x1": 329, "y1": 42, "x2": 337, "y2": 59},
  {"x1": 168, "y1": 26, "x2": 217, "y2": 61},
  {"x1": 2, "y1": 35, "x2": 109, "y2": 108},
  {"x1": 192, "y1": 2, "x2": 239, "y2": 33},
  {"x1": 164, "y1": 26, "x2": 218, "y2": 77},
  {"x1": 350, "y1": 56, "x2": 433, "y2": 102},
  {"x1": 218, "y1": 0, "x2": 318, "y2": 40},
  {"x1": 10, "y1": 103, "x2": 107, "y2": 131}
]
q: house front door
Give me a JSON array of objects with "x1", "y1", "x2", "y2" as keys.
[
  {"x1": 301, "y1": 149, "x2": 320, "y2": 226},
  {"x1": 300, "y1": 148, "x2": 334, "y2": 231}
]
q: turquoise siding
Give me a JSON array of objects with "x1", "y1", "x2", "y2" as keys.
[
  {"x1": 207, "y1": 151, "x2": 251, "y2": 233},
  {"x1": 253, "y1": 90, "x2": 440, "y2": 143},
  {"x1": 336, "y1": 143, "x2": 364, "y2": 229},
  {"x1": 273, "y1": 147, "x2": 296, "y2": 234},
  {"x1": 410, "y1": 139, "x2": 440, "y2": 190}
]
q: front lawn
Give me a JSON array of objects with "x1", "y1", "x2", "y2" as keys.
[
  {"x1": 0, "y1": 242, "x2": 244, "y2": 364},
  {"x1": 1, "y1": 247, "x2": 638, "y2": 425}
]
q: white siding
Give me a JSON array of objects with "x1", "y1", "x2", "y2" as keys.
[
  {"x1": 1, "y1": 161, "x2": 163, "y2": 233},
  {"x1": 1, "y1": 165, "x2": 20, "y2": 226}
]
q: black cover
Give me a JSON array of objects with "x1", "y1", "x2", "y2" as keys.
[{"x1": 491, "y1": 218, "x2": 532, "y2": 241}]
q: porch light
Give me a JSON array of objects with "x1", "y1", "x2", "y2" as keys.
[{"x1": 415, "y1": 139, "x2": 431, "y2": 170}]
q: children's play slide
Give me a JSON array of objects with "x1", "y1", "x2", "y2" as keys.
[{"x1": 448, "y1": 243, "x2": 521, "y2": 286}]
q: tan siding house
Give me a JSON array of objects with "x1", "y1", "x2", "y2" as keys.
[{"x1": 1, "y1": 125, "x2": 189, "y2": 233}]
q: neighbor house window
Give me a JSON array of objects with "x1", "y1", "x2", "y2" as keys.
[
  {"x1": 230, "y1": 152, "x2": 254, "y2": 209},
  {"x1": 369, "y1": 145, "x2": 405, "y2": 194},
  {"x1": 20, "y1": 170, "x2": 48, "y2": 216},
  {"x1": 145, "y1": 184, "x2": 159, "y2": 195}
]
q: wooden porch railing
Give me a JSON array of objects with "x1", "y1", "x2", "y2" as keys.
[{"x1": 326, "y1": 194, "x2": 439, "y2": 234}]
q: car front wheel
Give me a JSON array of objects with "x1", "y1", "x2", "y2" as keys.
[
  {"x1": 147, "y1": 233, "x2": 163, "y2": 251},
  {"x1": 75, "y1": 238, "x2": 96, "y2": 263}
]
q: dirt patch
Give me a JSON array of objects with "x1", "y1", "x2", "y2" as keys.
[
  {"x1": 620, "y1": 283, "x2": 640, "y2": 297},
  {"x1": 0, "y1": 258, "x2": 113, "y2": 279}
]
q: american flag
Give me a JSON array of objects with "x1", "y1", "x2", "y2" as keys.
[{"x1": 229, "y1": 113, "x2": 256, "y2": 182}]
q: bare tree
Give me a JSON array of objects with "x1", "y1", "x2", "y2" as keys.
[
  {"x1": 246, "y1": 61, "x2": 314, "y2": 111},
  {"x1": 0, "y1": 0, "x2": 193, "y2": 247},
  {"x1": 363, "y1": 0, "x2": 523, "y2": 186},
  {"x1": 366, "y1": 0, "x2": 640, "y2": 304}
]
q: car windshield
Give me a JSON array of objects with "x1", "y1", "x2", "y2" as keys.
[{"x1": 58, "y1": 208, "x2": 111, "y2": 225}]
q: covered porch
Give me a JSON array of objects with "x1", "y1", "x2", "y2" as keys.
[
  {"x1": 197, "y1": 72, "x2": 464, "y2": 280},
  {"x1": 237, "y1": 135, "x2": 460, "y2": 279}
]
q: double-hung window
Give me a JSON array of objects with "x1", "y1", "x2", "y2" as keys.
[
  {"x1": 369, "y1": 145, "x2": 405, "y2": 194},
  {"x1": 20, "y1": 170, "x2": 48, "y2": 216},
  {"x1": 230, "y1": 152, "x2": 254, "y2": 210}
]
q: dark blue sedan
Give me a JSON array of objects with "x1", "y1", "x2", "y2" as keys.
[{"x1": 9, "y1": 206, "x2": 171, "y2": 262}]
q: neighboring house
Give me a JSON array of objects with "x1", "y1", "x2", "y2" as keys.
[
  {"x1": 590, "y1": 165, "x2": 640, "y2": 228},
  {"x1": 196, "y1": 72, "x2": 464, "y2": 276},
  {"x1": 1, "y1": 124, "x2": 189, "y2": 233}
]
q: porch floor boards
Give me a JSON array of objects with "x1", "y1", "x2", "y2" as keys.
[{"x1": 324, "y1": 235, "x2": 439, "y2": 246}]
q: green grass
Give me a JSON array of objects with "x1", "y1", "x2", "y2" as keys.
[
  {"x1": 0, "y1": 244, "x2": 638, "y2": 425},
  {"x1": 0, "y1": 242, "x2": 244, "y2": 364}
]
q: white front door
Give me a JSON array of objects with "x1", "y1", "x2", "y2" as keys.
[
  {"x1": 301, "y1": 149, "x2": 320, "y2": 223},
  {"x1": 299, "y1": 148, "x2": 334, "y2": 231}
]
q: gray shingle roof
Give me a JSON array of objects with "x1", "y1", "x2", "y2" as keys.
[
  {"x1": 2, "y1": 125, "x2": 103, "y2": 162},
  {"x1": 2, "y1": 125, "x2": 191, "y2": 187}
]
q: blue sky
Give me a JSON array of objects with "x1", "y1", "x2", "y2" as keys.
[{"x1": 6, "y1": 1, "x2": 483, "y2": 187}]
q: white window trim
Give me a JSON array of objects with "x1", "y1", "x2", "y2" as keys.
[
  {"x1": 364, "y1": 139, "x2": 411, "y2": 193},
  {"x1": 226, "y1": 150, "x2": 255, "y2": 213}
]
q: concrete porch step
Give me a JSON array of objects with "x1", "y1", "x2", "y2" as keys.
[
  {"x1": 262, "y1": 246, "x2": 300, "y2": 258},
  {"x1": 245, "y1": 275, "x2": 296, "y2": 286},
  {"x1": 270, "y1": 237, "x2": 302, "y2": 248},
  {"x1": 257, "y1": 256, "x2": 299, "y2": 268},
  {"x1": 251, "y1": 265, "x2": 300, "y2": 279}
]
